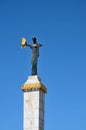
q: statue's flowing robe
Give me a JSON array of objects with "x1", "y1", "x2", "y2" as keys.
[
  {"x1": 29, "y1": 44, "x2": 42, "y2": 75},
  {"x1": 31, "y1": 44, "x2": 39, "y2": 65}
]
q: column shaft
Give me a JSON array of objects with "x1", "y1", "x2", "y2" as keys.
[{"x1": 24, "y1": 90, "x2": 45, "y2": 130}]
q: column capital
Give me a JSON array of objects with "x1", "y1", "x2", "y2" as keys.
[{"x1": 21, "y1": 75, "x2": 47, "y2": 93}]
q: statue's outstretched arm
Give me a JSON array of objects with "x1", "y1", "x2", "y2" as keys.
[
  {"x1": 27, "y1": 44, "x2": 33, "y2": 48},
  {"x1": 39, "y1": 44, "x2": 43, "y2": 47}
]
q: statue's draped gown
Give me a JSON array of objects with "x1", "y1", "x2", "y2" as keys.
[{"x1": 29, "y1": 43, "x2": 42, "y2": 75}]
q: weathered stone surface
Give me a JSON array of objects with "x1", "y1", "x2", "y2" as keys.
[
  {"x1": 24, "y1": 90, "x2": 45, "y2": 130},
  {"x1": 25, "y1": 75, "x2": 41, "y2": 84},
  {"x1": 23, "y1": 75, "x2": 47, "y2": 130}
]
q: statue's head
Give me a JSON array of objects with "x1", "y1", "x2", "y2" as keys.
[{"x1": 32, "y1": 36, "x2": 37, "y2": 44}]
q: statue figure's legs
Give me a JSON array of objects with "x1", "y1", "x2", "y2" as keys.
[{"x1": 32, "y1": 63, "x2": 37, "y2": 75}]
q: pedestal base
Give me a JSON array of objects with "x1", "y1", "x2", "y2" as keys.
[{"x1": 21, "y1": 75, "x2": 47, "y2": 130}]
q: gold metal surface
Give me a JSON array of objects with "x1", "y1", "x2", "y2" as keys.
[
  {"x1": 21, "y1": 83, "x2": 47, "y2": 93},
  {"x1": 21, "y1": 38, "x2": 27, "y2": 47}
]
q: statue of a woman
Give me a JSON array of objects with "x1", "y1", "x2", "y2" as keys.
[{"x1": 21, "y1": 37, "x2": 42, "y2": 75}]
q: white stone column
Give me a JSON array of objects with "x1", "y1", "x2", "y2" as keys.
[{"x1": 22, "y1": 76, "x2": 47, "y2": 130}]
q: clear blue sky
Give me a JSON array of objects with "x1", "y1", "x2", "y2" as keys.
[{"x1": 0, "y1": 0, "x2": 86, "y2": 130}]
